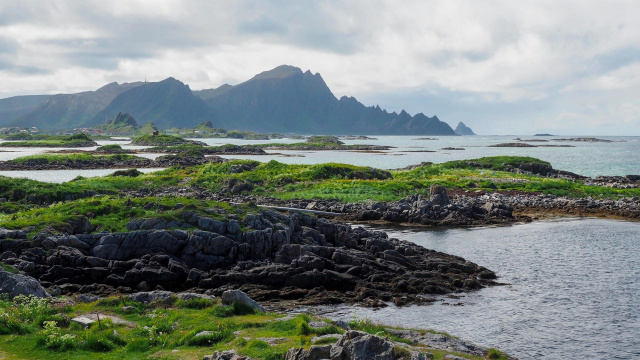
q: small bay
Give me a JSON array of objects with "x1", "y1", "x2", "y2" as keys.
[{"x1": 320, "y1": 218, "x2": 640, "y2": 360}]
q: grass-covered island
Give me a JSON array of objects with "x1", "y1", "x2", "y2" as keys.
[
  {"x1": 2, "y1": 155, "x2": 639, "y2": 359},
  {"x1": 131, "y1": 134, "x2": 206, "y2": 146},
  {"x1": 0, "y1": 133, "x2": 98, "y2": 148},
  {"x1": 250, "y1": 136, "x2": 392, "y2": 151}
]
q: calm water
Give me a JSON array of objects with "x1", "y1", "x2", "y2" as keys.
[
  {"x1": 200, "y1": 135, "x2": 640, "y2": 178},
  {"x1": 1, "y1": 137, "x2": 639, "y2": 359},
  {"x1": 1, "y1": 136, "x2": 639, "y2": 181},
  {"x1": 320, "y1": 218, "x2": 640, "y2": 360}
]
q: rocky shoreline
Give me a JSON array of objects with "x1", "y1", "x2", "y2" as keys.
[{"x1": 0, "y1": 208, "x2": 498, "y2": 309}]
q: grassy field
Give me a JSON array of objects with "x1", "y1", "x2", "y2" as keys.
[
  {"x1": 0, "y1": 157, "x2": 638, "y2": 209},
  {"x1": 0, "y1": 295, "x2": 506, "y2": 360}
]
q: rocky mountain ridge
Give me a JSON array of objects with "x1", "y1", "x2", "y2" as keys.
[{"x1": 1, "y1": 65, "x2": 473, "y2": 135}]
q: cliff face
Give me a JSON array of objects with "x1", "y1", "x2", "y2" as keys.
[{"x1": 455, "y1": 122, "x2": 476, "y2": 135}]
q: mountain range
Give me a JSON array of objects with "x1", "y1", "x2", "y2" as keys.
[{"x1": 0, "y1": 65, "x2": 472, "y2": 135}]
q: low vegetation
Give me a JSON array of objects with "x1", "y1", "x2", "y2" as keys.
[
  {"x1": 7, "y1": 153, "x2": 140, "y2": 165},
  {"x1": 0, "y1": 157, "x2": 638, "y2": 210},
  {"x1": 0, "y1": 196, "x2": 251, "y2": 234},
  {"x1": 0, "y1": 295, "x2": 496, "y2": 360},
  {"x1": 131, "y1": 134, "x2": 199, "y2": 146},
  {"x1": 95, "y1": 144, "x2": 134, "y2": 154},
  {"x1": 0, "y1": 134, "x2": 97, "y2": 147}
]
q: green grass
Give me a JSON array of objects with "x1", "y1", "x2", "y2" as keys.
[
  {"x1": 2, "y1": 157, "x2": 639, "y2": 210},
  {"x1": 9, "y1": 153, "x2": 140, "y2": 165},
  {"x1": 0, "y1": 134, "x2": 97, "y2": 147},
  {"x1": 95, "y1": 145, "x2": 133, "y2": 154},
  {"x1": 131, "y1": 134, "x2": 197, "y2": 146},
  {"x1": 0, "y1": 196, "x2": 253, "y2": 234}
]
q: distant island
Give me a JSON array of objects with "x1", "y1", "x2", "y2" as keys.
[
  {"x1": 0, "y1": 65, "x2": 474, "y2": 136},
  {"x1": 454, "y1": 122, "x2": 476, "y2": 135}
]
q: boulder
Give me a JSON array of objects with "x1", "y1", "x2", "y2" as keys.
[
  {"x1": 127, "y1": 290, "x2": 174, "y2": 304},
  {"x1": 330, "y1": 330, "x2": 394, "y2": 360},
  {"x1": 429, "y1": 185, "x2": 450, "y2": 206},
  {"x1": 71, "y1": 313, "x2": 135, "y2": 328},
  {"x1": 221, "y1": 289, "x2": 265, "y2": 312},
  {"x1": 204, "y1": 350, "x2": 253, "y2": 360},
  {"x1": 285, "y1": 331, "x2": 395, "y2": 360},
  {"x1": 285, "y1": 345, "x2": 332, "y2": 360},
  {"x1": 0, "y1": 269, "x2": 50, "y2": 299}
]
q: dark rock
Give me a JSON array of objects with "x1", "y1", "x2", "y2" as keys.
[
  {"x1": 128, "y1": 290, "x2": 174, "y2": 304},
  {"x1": 0, "y1": 269, "x2": 50, "y2": 299},
  {"x1": 429, "y1": 185, "x2": 450, "y2": 206}
]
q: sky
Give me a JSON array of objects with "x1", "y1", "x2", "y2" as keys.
[{"x1": 0, "y1": 0, "x2": 639, "y2": 135}]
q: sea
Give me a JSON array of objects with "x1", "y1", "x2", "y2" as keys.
[{"x1": 1, "y1": 135, "x2": 639, "y2": 359}]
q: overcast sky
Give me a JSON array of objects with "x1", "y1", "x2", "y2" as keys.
[{"x1": 1, "y1": 0, "x2": 639, "y2": 135}]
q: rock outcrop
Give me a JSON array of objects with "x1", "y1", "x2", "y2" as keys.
[
  {"x1": 0, "y1": 210, "x2": 496, "y2": 307},
  {"x1": 285, "y1": 330, "x2": 419, "y2": 360}
]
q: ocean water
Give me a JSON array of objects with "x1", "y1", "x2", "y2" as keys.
[
  {"x1": 1, "y1": 136, "x2": 639, "y2": 359},
  {"x1": 200, "y1": 135, "x2": 640, "y2": 178},
  {"x1": 1, "y1": 135, "x2": 638, "y2": 181},
  {"x1": 320, "y1": 218, "x2": 640, "y2": 360}
]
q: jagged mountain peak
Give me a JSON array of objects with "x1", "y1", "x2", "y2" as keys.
[{"x1": 251, "y1": 65, "x2": 303, "y2": 80}]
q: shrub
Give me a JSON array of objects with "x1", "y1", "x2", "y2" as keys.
[
  {"x1": 211, "y1": 302, "x2": 256, "y2": 317},
  {"x1": 126, "y1": 338, "x2": 151, "y2": 352},
  {"x1": 0, "y1": 309, "x2": 30, "y2": 335},
  {"x1": 37, "y1": 321, "x2": 77, "y2": 351},
  {"x1": 176, "y1": 298, "x2": 215, "y2": 309},
  {"x1": 81, "y1": 333, "x2": 118, "y2": 352}
]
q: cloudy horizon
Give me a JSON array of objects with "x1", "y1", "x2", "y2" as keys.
[{"x1": 1, "y1": 0, "x2": 639, "y2": 135}]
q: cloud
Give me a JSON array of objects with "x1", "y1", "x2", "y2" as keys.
[{"x1": 0, "y1": 0, "x2": 638, "y2": 134}]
